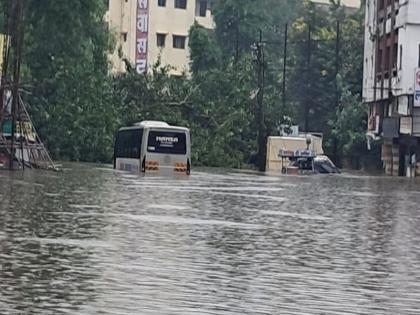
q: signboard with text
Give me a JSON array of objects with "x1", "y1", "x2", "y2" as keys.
[
  {"x1": 2, "y1": 120, "x2": 37, "y2": 142},
  {"x1": 415, "y1": 68, "x2": 420, "y2": 107},
  {"x1": 136, "y1": 0, "x2": 149, "y2": 74},
  {"x1": 400, "y1": 116, "x2": 413, "y2": 135}
]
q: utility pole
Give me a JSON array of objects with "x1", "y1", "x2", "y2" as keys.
[
  {"x1": 304, "y1": 24, "x2": 312, "y2": 133},
  {"x1": 335, "y1": 20, "x2": 341, "y2": 106},
  {"x1": 282, "y1": 23, "x2": 288, "y2": 110},
  {"x1": 254, "y1": 30, "x2": 266, "y2": 172},
  {"x1": 9, "y1": 0, "x2": 25, "y2": 170},
  {"x1": 333, "y1": 20, "x2": 341, "y2": 164},
  {"x1": 235, "y1": 20, "x2": 240, "y2": 62}
]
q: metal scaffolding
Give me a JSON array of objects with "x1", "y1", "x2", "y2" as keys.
[{"x1": 0, "y1": 0, "x2": 56, "y2": 170}]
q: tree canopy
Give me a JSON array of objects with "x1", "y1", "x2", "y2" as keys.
[{"x1": 1, "y1": 0, "x2": 371, "y2": 169}]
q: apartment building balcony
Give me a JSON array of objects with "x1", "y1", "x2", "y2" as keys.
[
  {"x1": 377, "y1": 0, "x2": 400, "y2": 19},
  {"x1": 376, "y1": 68, "x2": 398, "y2": 81}
]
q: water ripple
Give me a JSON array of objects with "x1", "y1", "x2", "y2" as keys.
[{"x1": 0, "y1": 165, "x2": 419, "y2": 314}]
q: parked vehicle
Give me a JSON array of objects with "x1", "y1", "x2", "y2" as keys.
[{"x1": 278, "y1": 150, "x2": 340, "y2": 175}]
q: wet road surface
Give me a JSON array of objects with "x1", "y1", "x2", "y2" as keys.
[{"x1": 1, "y1": 164, "x2": 420, "y2": 314}]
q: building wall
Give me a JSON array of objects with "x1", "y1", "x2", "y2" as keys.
[
  {"x1": 396, "y1": 24, "x2": 420, "y2": 96},
  {"x1": 363, "y1": 0, "x2": 420, "y2": 176},
  {"x1": 107, "y1": 0, "x2": 137, "y2": 73},
  {"x1": 108, "y1": 0, "x2": 214, "y2": 75},
  {"x1": 311, "y1": 0, "x2": 361, "y2": 7},
  {"x1": 396, "y1": 0, "x2": 420, "y2": 96},
  {"x1": 362, "y1": 0, "x2": 377, "y2": 103},
  {"x1": 363, "y1": 0, "x2": 420, "y2": 103}
]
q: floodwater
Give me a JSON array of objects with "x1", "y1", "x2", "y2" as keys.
[{"x1": 1, "y1": 164, "x2": 420, "y2": 315}]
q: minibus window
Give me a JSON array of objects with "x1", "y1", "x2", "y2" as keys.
[
  {"x1": 147, "y1": 131, "x2": 187, "y2": 155},
  {"x1": 115, "y1": 129, "x2": 143, "y2": 158}
]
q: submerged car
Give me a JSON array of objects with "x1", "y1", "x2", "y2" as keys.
[
  {"x1": 313, "y1": 155, "x2": 341, "y2": 174},
  {"x1": 279, "y1": 150, "x2": 340, "y2": 175}
]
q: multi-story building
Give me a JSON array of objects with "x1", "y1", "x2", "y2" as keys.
[
  {"x1": 107, "y1": 0, "x2": 214, "y2": 75},
  {"x1": 363, "y1": 0, "x2": 420, "y2": 176}
]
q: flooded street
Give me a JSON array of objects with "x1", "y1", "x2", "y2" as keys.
[{"x1": 1, "y1": 164, "x2": 420, "y2": 314}]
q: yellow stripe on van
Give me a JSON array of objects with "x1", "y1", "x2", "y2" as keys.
[
  {"x1": 174, "y1": 163, "x2": 188, "y2": 173},
  {"x1": 145, "y1": 161, "x2": 159, "y2": 171}
]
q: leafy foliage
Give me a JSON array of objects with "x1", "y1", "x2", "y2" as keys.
[
  {"x1": 112, "y1": 59, "x2": 256, "y2": 168},
  {"x1": 188, "y1": 22, "x2": 221, "y2": 73},
  {"x1": 328, "y1": 76, "x2": 367, "y2": 158},
  {"x1": 21, "y1": 0, "x2": 116, "y2": 161},
  {"x1": 10, "y1": 0, "x2": 368, "y2": 168}
]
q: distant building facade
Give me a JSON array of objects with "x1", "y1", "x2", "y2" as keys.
[
  {"x1": 107, "y1": 0, "x2": 214, "y2": 75},
  {"x1": 363, "y1": 0, "x2": 420, "y2": 176},
  {"x1": 311, "y1": 0, "x2": 361, "y2": 11}
]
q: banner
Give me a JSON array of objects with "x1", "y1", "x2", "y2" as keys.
[
  {"x1": 415, "y1": 68, "x2": 420, "y2": 107},
  {"x1": 135, "y1": 0, "x2": 149, "y2": 74},
  {"x1": 2, "y1": 120, "x2": 37, "y2": 142}
]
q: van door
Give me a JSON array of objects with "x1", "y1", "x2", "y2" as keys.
[{"x1": 145, "y1": 129, "x2": 189, "y2": 174}]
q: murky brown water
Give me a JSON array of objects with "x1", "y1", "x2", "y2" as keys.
[{"x1": 1, "y1": 164, "x2": 420, "y2": 314}]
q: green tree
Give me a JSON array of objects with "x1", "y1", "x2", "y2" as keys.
[
  {"x1": 188, "y1": 22, "x2": 221, "y2": 73},
  {"x1": 113, "y1": 57, "x2": 257, "y2": 168},
  {"x1": 7, "y1": 0, "x2": 368, "y2": 169},
  {"x1": 284, "y1": 1, "x2": 366, "y2": 165},
  {"x1": 212, "y1": 0, "x2": 304, "y2": 60},
  {"x1": 23, "y1": 0, "x2": 116, "y2": 162},
  {"x1": 212, "y1": 0, "x2": 269, "y2": 60},
  {"x1": 327, "y1": 76, "x2": 367, "y2": 167}
]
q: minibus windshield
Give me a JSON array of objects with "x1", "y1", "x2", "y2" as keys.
[{"x1": 147, "y1": 130, "x2": 187, "y2": 155}]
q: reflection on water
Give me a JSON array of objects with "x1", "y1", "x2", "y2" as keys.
[{"x1": 1, "y1": 164, "x2": 420, "y2": 314}]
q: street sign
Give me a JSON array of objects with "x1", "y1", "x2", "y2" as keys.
[
  {"x1": 415, "y1": 68, "x2": 420, "y2": 107},
  {"x1": 416, "y1": 91, "x2": 420, "y2": 103}
]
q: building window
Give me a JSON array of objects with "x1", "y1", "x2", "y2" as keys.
[
  {"x1": 399, "y1": 45, "x2": 403, "y2": 70},
  {"x1": 392, "y1": 43, "x2": 398, "y2": 70},
  {"x1": 385, "y1": 46, "x2": 390, "y2": 72},
  {"x1": 158, "y1": 0, "x2": 166, "y2": 7},
  {"x1": 173, "y1": 35, "x2": 186, "y2": 49},
  {"x1": 418, "y1": 44, "x2": 420, "y2": 67},
  {"x1": 157, "y1": 33, "x2": 166, "y2": 47},
  {"x1": 175, "y1": 0, "x2": 187, "y2": 9},
  {"x1": 377, "y1": 48, "x2": 383, "y2": 73},
  {"x1": 379, "y1": 0, "x2": 384, "y2": 10},
  {"x1": 121, "y1": 32, "x2": 128, "y2": 42},
  {"x1": 196, "y1": 0, "x2": 207, "y2": 17}
]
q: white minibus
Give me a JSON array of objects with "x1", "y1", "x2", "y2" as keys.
[{"x1": 113, "y1": 121, "x2": 191, "y2": 175}]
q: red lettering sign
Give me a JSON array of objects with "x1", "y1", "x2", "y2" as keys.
[{"x1": 136, "y1": 0, "x2": 149, "y2": 74}]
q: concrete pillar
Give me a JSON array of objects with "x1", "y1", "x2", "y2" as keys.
[
  {"x1": 381, "y1": 143, "x2": 393, "y2": 175},
  {"x1": 391, "y1": 144, "x2": 400, "y2": 176}
]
